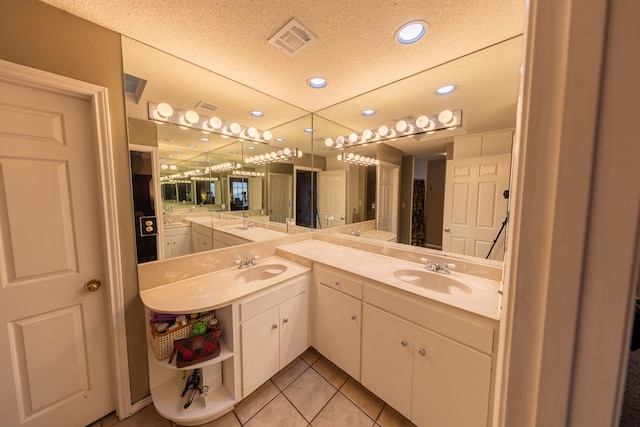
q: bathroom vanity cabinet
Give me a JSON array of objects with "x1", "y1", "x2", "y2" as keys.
[
  {"x1": 314, "y1": 265, "x2": 363, "y2": 380},
  {"x1": 361, "y1": 283, "x2": 496, "y2": 426},
  {"x1": 239, "y1": 274, "x2": 309, "y2": 397},
  {"x1": 163, "y1": 225, "x2": 191, "y2": 258},
  {"x1": 212, "y1": 229, "x2": 250, "y2": 249},
  {"x1": 191, "y1": 223, "x2": 213, "y2": 253}
]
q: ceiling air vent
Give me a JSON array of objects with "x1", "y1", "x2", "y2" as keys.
[
  {"x1": 124, "y1": 73, "x2": 147, "y2": 104},
  {"x1": 195, "y1": 101, "x2": 219, "y2": 113},
  {"x1": 268, "y1": 18, "x2": 317, "y2": 57}
]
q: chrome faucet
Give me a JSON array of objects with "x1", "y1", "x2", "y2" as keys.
[
  {"x1": 420, "y1": 258, "x2": 456, "y2": 275},
  {"x1": 244, "y1": 221, "x2": 255, "y2": 228},
  {"x1": 236, "y1": 255, "x2": 259, "y2": 269},
  {"x1": 325, "y1": 215, "x2": 334, "y2": 226},
  {"x1": 286, "y1": 218, "x2": 295, "y2": 232},
  {"x1": 351, "y1": 230, "x2": 362, "y2": 236}
]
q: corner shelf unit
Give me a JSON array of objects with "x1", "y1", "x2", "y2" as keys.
[{"x1": 146, "y1": 304, "x2": 237, "y2": 426}]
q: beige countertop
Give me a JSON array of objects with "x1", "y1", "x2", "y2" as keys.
[
  {"x1": 342, "y1": 229, "x2": 397, "y2": 241},
  {"x1": 214, "y1": 224, "x2": 290, "y2": 242},
  {"x1": 277, "y1": 239, "x2": 501, "y2": 320},
  {"x1": 140, "y1": 256, "x2": 310, "y2": 313},
  {"x1": 182, "y1": 216, "x2": 290, "y2": 242}
]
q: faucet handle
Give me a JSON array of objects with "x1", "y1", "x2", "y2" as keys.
[
  {"x1": 420, "y1": 257, "x2": 432, "y2": 265},
  {"x1": 442, "y1": 262, "x2": 456, "y2": 270}
]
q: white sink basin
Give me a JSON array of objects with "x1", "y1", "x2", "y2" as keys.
[
  {"x1": 234, "y1": 264, "x2": 288, "y2": 284},
  {"x1": 393, "y1": 269, "x2": 472, "y2": 296}
]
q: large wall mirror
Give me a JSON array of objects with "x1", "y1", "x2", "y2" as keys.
[{"x1": 123, "y1": 34, "x2": 522, "y2": 264}]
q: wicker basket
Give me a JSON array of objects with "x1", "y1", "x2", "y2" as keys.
[{"x1": 149, "y1": 312, "x2": 215, "y2": 361}]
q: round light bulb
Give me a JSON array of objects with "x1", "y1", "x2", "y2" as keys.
[
  {"x1": 184, "y1": 110, "x2": 199, "y2": 124},
  {"x1": 325, "y1": 138, "x2": 334, "y2": 148},
  {"x1": 229, "y1": 122, "x2": 242, "y2": 134},
  {"x1": 438, "y1": 110, "x2": 455, "y2": 125},
  {"x1": 156, "y1": 102, "x2": 174, "y2": 119}
]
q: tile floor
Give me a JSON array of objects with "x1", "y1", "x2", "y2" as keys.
[{"x1": 90, "y1": 347, "x2": 416, "y2": 427}]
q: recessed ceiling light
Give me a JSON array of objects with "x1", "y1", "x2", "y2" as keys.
[
  {"x1": 175, "y1": 151, "x2": 183, "y2": 154},
  {"x1": 436, "y1": 84, "x2": 457, "y2": 95},
  {"x1": 230, "y1": 151, "x2": 239, "y2": 155},
  {"x1": 189, "y1": 144, "x2": 197, "y2": 148},
  {"x1": 249, "y1": 110, "x2": 264, "y2": 117},
  {"x1": 275, "y1": 137, "x2": 285, "y2": 142},
  {"x1": 199, "y1": 137, "x2": 209, "y2": 142},
  {"x1": 304, "y1": 128, "x2": 314, "y2": 133},
  {"x1": 247, "y1": 146, "x2": 255, "y2": 150},
  {"x1": 396, "y1": 20, "x2": 428, "y2": 44},
  {"x1": 308, "y1": 77, "x2": 327, "y2": 89},
  {"x1": 362, "y1": 109, "x2": 376, "y2": 117}
]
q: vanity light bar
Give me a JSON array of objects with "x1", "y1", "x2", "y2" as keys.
[
  {"x1": 325, "y1": 108, "x2": 463, "y2": 149},
  {"x1": 148, "y1": 101, "x2": 273, "y2": 144},
  {"x1": 337, "y1": 153, "x2": 380, "y2": 166},
  {"x1": 232, "y1": 170, "x2": 266, "y2": 177},
  {"x1": 207, "y1": 161, "x2": 241, "y2": 173},
  {"x1": 244, "y1": 147, "x2": 303, "y2": 165}
]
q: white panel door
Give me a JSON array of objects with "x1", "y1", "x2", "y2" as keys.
[
  {"x1": 268, "y1": 173, "x2": 292, "y2": 222},
  {"x1": 279, "y1": 293, "x2": 308, "y2": 368},
  {"x1": 0, "y1": 79, "x2": 114, "y2": 425},
  {"x1": 248, "y1": 177, "x2": 262, "y2": 211},
  {"x1": 376, "y1": 162, "x2": 399, "y2": 233},
  {"x1": 442, "y1": 154, "x2": 511, "y2": 260},
  {"x1": 318, "y1": 170, "x2": 346, "y2": 228},
  {"x1": 241, "y1": 306, "x2": 280, "y2": 397},
  {"x1": 361, "y1": 304, "x2": 414, "y2": 418},
  {"x1": 315, "y1": 284, "x2": 361, "y2": 380},
  {"x1": 412, "y1": 326, "x2": 492, "y2": 427}
]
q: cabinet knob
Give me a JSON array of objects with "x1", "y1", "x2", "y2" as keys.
[
  {"x1": 418, "y1": 349, "x2": 426, "y2": 357},
  {"x1": 351, "y1": 314, "x2": 357, "y2": 320},
  {"x1": 272, "y1": 324, "x2": 278, "y2": 329},
  {"x1": 282, "y1": 318, "x2": 289, "y2": 324},
  {"x1": 401, "y1": 339, "x2": 408, "y2": 347},
  {"x1": 335, "y1": 280, "x2": 340, "y2": 286}
]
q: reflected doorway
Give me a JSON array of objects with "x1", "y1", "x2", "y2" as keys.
[{"x1": 295, "y1": 169, "x2": 318, "y2": 228}]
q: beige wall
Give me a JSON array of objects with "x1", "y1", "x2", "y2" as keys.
[{"x1": 0, "y1": 0, "x2": 149, "y2": 403}]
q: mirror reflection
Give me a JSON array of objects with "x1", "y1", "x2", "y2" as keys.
[{"x1": 124, "y1": 34, "x2": 522, "y2": 263}]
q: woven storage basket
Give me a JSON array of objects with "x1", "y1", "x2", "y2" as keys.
[{"x1": 150, "y1": 312, "x2": 215, "y2": 361}]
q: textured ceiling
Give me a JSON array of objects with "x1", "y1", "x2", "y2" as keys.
[
  {"x1": 38, "y1": 0, "x2": 525, "y2": 112},
  {"x1": 37, "y1": 0, "x2": 526, "y2": 162}
]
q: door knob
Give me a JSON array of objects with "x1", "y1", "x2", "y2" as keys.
[
  {"x1": 84, "y1": 279, "x2": 101, "y2": 292},
  {"x1": 444, "y1": 227, "x2": 450, "y2": 232}
]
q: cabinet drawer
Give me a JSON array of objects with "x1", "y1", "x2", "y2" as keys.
[
  {"x1": 314, "y1": 264, "x2": 363, "y2": 299},
  {"x1": 164, "y1": 225, "x2": 190, "y2": 237},
  {"x1": 240, "y1": 274, "x2": 308, "y2": 322}
]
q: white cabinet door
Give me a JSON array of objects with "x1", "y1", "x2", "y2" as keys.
[
  {"x1": 412, "y1": 326, "x2": 492, "y2": 427},
  {"x1": 316, "y1": 283, "x2": 361, "y2": 379},
  {"x1": 279, "y1": 293, "x2": 308, "y2": 368},
  {"x1": 171, "y1": 233, "x2": 191, "y2": 257},
  {"x1": 361, "y1": 304, "x2": 414, "y2": 418},
  {"x1": 241, "y1": 306, "x2": 280, "y2": 396}
]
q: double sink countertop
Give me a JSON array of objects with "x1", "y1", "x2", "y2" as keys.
[{"x1": 140, "y1": 239, "x2": 501, "y2": 320}]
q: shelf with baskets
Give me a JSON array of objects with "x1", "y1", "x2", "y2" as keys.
[{"x1": 145, "y1": 304, "x2": 237, "y2": 426}]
